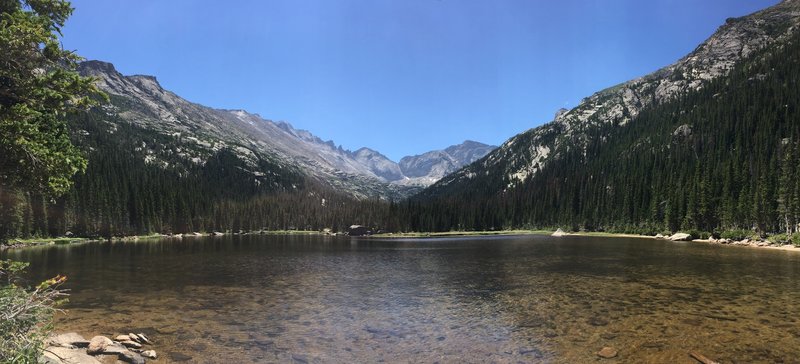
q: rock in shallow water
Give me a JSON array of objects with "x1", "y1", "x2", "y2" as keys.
[
  {"x1": 137, "y1": 332, "x2": 153, "y2": 344},
  {"x1": 121, "y1": 340, "x2": 142, "y2": 349},
  {"x1": 597, "y1": 346, "x2": 618, "y2": 359},
  {"x1": 119, "y1": 350, "x2": 146, "y2": 364},
  {"x1": 87, "y1": 336, "x2": 112, "y2": 355}
]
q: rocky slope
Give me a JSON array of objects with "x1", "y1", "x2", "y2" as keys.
[
  {"x1": 78, "y1": 61, "x2": 494, "y2": 198},
  {"x1": 429, "y1": 0, "x2": 800, "y2": 193}
]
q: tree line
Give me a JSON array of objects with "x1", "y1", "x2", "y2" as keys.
[{"x1": 3, "y1": 26, "x2": 800, "y2": 241}]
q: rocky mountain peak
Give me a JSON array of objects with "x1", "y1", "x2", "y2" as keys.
[
  {"x1": 434, "y1": 0, "x2": 800, "y2": 191},
  {"x1": 78, "y1": 60, "x2": 118, "y2": 75}
]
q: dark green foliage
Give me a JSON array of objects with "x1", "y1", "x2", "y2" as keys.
[
  {"x1": 401, "y1": 30, "x2": 800, "y2": 235},
  {"x1": 0, "y1": 0, "x2": 104, "y2": 197}
]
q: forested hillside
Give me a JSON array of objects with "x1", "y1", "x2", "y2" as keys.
[
  {"x1": 405, "y1": 28, "x2": 800, "y2": 235},
  {"x1": 0, "y1": 106, "x2": 392, "y2": 239}
]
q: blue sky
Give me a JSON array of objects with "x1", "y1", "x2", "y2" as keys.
[{"x1": 62, "y1": 0, "x2": 779, "y2": 161}]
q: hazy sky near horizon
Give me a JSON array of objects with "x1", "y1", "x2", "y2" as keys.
[{"x1": 62, "y1": 0, "x2": 778, "y2": 161}]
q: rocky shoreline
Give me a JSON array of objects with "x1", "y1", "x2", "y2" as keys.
[
  {"x1": 43, "y1": 331, "x2": 156, "y2": 364},
  {"x1": 551, "y1": 229, "x2": 800, "y2": 252},
  {"x1": 655, "y1": 232, "x2": 800, "y2": 251}
]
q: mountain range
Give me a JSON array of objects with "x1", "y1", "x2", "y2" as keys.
[
  {"x1": 77, "y1": 60, "x2": 495, "y2": 198},
  {"x1": 4, "y1": 0, "x2": 800, "y2": 239}
]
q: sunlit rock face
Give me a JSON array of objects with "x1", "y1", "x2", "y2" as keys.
[{"x1": 78, "y1": 61, "x2": 494, "y2": 198}]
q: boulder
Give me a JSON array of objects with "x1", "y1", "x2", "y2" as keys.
[
  {"x1": 128, "y1": 333, "x2": 141, "y2": 342},
  {"x1": 551, "y1": 228, "x2": 567, "y2": 237},
  {"x1": 42, "y1": 347, "x2": 103, "y2": 364},
  {"x1": 87, "y1": 336, "x2": 112, "y2": 355},
  {"x1": 141, "y1": 350, "x2": 157, "y2": 359},
  {"x1": 597, "y1": 346, "x2": 618, "y2": 359},
  {"x1": 115, "y1": 334, "x2": 131, "y2": 342},
  {"x1": 48, "y1": 332, "x2": 89, "y2": 348},
  {"x1": 668, "y1": 233, "x2": 693, "y2": 241},
  {"x1": 654, "y1": 234, "x2": 665, "y2": 239}
]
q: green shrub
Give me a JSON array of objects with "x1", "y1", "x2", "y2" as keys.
[
  {"x1": 0, "y1": 260, "x2": 68, "y2": 363},
  {"x1": 768, "y1": 233, "x2": 790, "y2": 245},
  {"x1": 685, "y1": 230, "x2": 711, "y2": 239},
  {"x1": 720, "y1": 229, "x2": 753, "y2": 241},
  {"x1": 791, "y1": 233, "x2": 800, "y2": 246}
]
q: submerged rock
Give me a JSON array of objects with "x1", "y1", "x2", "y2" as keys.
[{"x1": 597, "y1": 346, "x2": 618, "y2": 358}]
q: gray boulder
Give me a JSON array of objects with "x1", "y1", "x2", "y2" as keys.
[{"x1": 668, "y1": 233, "x2": 693, "y2": 241}]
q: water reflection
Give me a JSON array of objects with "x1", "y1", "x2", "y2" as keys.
[{"x1": 4, "y1": 235, "x2": 800, "y2": 363}]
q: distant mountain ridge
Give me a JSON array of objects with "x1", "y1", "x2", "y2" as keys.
[
  {"x1": 77, "y1": 61, "x2": 495, "y2": 197},
  {"x1": 350, "y1": 140, "x2": 497, "y2": 186}
]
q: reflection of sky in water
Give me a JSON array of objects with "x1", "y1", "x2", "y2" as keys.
[{"x1": 5, "y1": 235, "x2": 800, "y2": 363}]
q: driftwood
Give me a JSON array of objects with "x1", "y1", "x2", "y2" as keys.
[{"x1": 689, "y1": 351, "x2": 720, "y2": 364}]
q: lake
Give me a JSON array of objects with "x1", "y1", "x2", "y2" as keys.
[{"x1": 4, "y1": 234, "x2": 800, "y2": 363}]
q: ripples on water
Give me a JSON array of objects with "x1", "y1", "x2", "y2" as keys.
[{"x1": 4, "y1": 235, "x2": 800, "y2": 363}]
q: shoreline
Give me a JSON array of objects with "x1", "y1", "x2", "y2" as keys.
[{"x1": 3, "y1": 229, "x2": 799, "y2": 253}]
